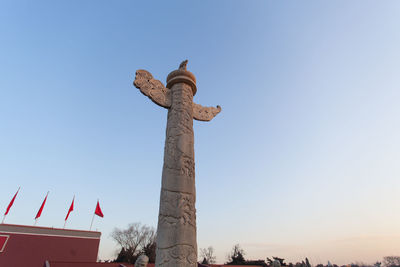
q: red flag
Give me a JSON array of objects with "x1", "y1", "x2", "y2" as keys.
[
  {"x1": 94, "y1": 200, "x2": 103, "y2": 218},
  {"x1": 35, "y1": 192, "x2": 49, "y2": 220},
  {"x1": 5, "y1": 187, "x2": 20, "y2": 216},
  {"x1": 65, "y1": 196, "x2": 74, "y2": 221}
]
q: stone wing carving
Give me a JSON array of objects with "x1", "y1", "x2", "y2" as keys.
[
  {"x1": 134, "y1": 69, "x2": 171, "y2": 108},
  {"x1": 193, "y1": 103, "x2": 221, "y2": 121}
]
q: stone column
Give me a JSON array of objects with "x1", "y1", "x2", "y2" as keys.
[
  {"x1": 155, "y1": 69, "x2": 198, "y2": 267},
  {"x1": 133, "y1": 61, "x2": 221, "y2": 267}
]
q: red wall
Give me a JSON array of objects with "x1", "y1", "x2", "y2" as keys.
[{"x1": 0, "y1": 224, "x2": 100, "y2": 267}]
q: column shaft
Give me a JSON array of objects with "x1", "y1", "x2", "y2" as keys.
[{"x1": 155, "y1": 82, "x2": 197, "y2": 267}]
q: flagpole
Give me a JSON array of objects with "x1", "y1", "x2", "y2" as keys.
[
  {"x1": 64, "y1": 195, "x2": 75, "y2": 229},
  {"x1": 34, "y1": 191, "x2": 49, "y2": 226},
  {"x1": 3, "y1": 186, "x2": 21, "y2": 224},
  {"x1": 89, "y1": 212, "x2": 95, "y2": 231},
  {"x1": 90, "y1": 198, "x2": 98, "y2": 231}
]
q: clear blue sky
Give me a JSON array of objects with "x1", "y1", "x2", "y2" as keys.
[{"x1": 1, "y1": 1, "x2": 400, "y2": 264}]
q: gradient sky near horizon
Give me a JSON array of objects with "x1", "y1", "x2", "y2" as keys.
[{"x1": 1, "y1": 0, "x2": 400, "y2": 265}]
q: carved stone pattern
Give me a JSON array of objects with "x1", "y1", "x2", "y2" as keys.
[
  {"x1": 159, "y1": 190, "x2": 196, "y2": 228},
  {"x1": 156, "y1": 244, "x2": 197, "y2": 267},
  {"x1": 134, "y1": 65, "x2": 221, "y2": 267},
  {"x1": 156, "y1": 82, "x2": 197, "y2": 267},
  {"x1": 193, "y1": 103, "x2": 221, "y2": 121},
  {"x1": 163, "y1": 83, "x2": 195, "y2": 179},
  {"x1": 134, "y1": 70, "x2": 171, "y2": 108},
  {"x1": 164, "y1": 135, "x2": 195, "y2": 179}
]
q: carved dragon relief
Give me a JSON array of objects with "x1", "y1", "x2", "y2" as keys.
[
  {"x1": 134, "y1": 70, "x2": 171, "y2": 108},
  {"x1": 192, "y1": 103, "x2": 221, "y2": 122},
  {"x1": 157, "y1": 244, "x2": 197, "y2": 267},
  {"x1": 134, "y1": 61, "x2": 219, "y2": 267},
  {"x1": 159, "y1": 190, "x2": 196, "y2": 228},
  {"x1": 134, "y1": 69, "x2": 221, "y2": 121}
]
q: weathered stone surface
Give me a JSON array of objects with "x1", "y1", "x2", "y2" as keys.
[
  {"x1": 134, "y1": 69, "x2": 171, "y2": 108},
  {"x1": 135, "y1": 255, "x2": 149, "y2": 267},
  {"x1": 157, "y1": 244, "x2": 197, "y2": 267},
  {"x1": 157, "y1": 80, "x2": 197, "y2": 267},
  {"x1": 133, "y1": 61, "x2": 220, "y2": 267},
  {"x1": 193, "y1": 103, "x2": 221, "y2": 122}
]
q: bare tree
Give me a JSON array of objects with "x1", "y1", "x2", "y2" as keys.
[
  {"x1": 111, "y1": 222, "x2": 156, "y2": 263},
  {"x1": 200, "y1": 246, "x2": 216, "y2": 264},
  {"x1": 142, "y1": 230, "x2": 157, "y2": 263},
  {"x1": 226, "y1": 244, "x2": 245, "y2": 265},
  {"x1": 383, "y1": 256, "x2": 400, "y2": 267}
]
